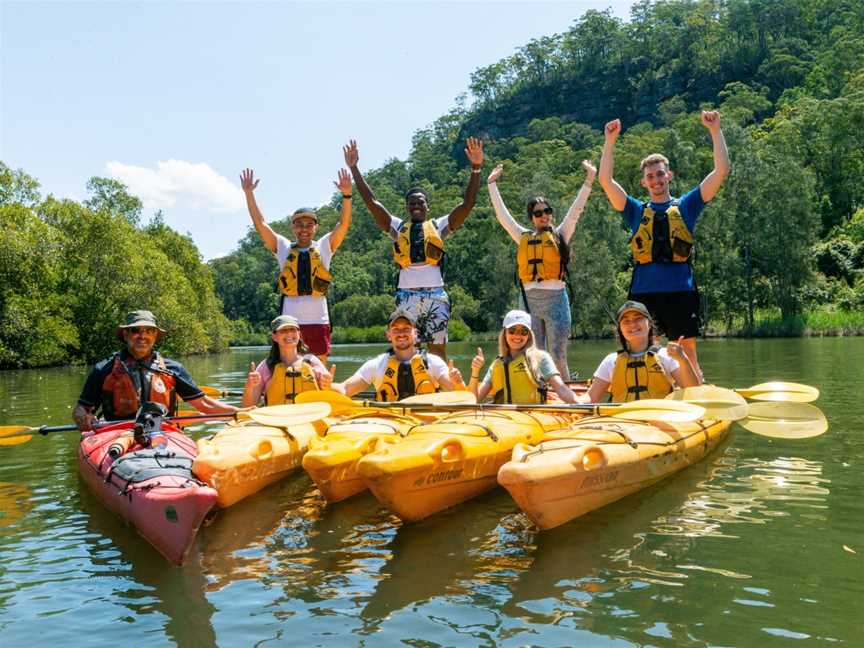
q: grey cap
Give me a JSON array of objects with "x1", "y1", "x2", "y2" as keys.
[
  {"x1": 116, "y1": 310, "x2": 165, "y2": 339},
  {"x1": 270, "y1": 314, "x2": 301, "y2": 332},
  {"x1": 616, "y1": 300, "x2": 652, "y2": 321},
  {"x1": 388, "y1": 309, "x2": 416, "y2": 326}
]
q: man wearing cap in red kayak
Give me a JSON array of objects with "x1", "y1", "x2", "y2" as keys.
[
  {"x1": 240, "y1": 167, "x2": 353, "y2": 363},
  {"x1": 72, "y1": 310, "x2": 238, "y2": 430},
  {"x1": 332, "y1": 309, "x2": 467, "y2": 401}
]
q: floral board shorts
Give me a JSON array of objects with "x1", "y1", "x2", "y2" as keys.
[{"x1": 395, "y1": 287, "x2": 451, "y2": 345}]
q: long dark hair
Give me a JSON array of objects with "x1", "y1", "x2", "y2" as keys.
[
  {"x1": 526, "y1": 196, "x2": 570, "y2": 269},
  {"x1": 265, "y1": 338, "x2": 312, "y2": 370}
]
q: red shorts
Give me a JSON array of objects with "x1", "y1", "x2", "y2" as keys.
[{"x1": 299, "y1": 324, "x2": 331, "y2": 357}]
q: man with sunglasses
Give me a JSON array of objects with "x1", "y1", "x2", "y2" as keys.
[
  {"x1": 72, "y1": 310, "x2": 238, "y2": 431},
  {"x1": 240, "y1": 167, "x2": 353, "y2": 363},
  {"x1": 343, "y1": 138, "x2": 485, "y2": 361},
  {"x1": 599, "y1": 111, "x2": 729, "y2": 379}
]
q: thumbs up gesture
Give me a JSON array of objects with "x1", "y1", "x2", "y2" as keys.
[
  {"x1": 245, "y1": 361, "x2": 262, "y2": 388},
  {"x1": 448, "y1": 359, "x2": 465, "y2": 387},
  {"x1": 319, "y1": 364, "x2": 337, "y2": 390},
  {"x1": 666, "y1": 336, "x2": 686, "y2": 360},
  {"x1": 471, "y1": 347, "x2": 485, "y2": 378}
]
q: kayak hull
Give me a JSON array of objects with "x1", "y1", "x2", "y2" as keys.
[
  {"x1": 357, "y1": 410, "x2": 577, "y2": 522},
  {"x1": 77, "y1": 421, "x2": 217, "y2": 565},
  {"x1": 497, "y1": 417, "x2": 731, "y2": 530},
  {"x1": 194, "y1": 418, "x2": 326, "y2": 508},
  {"x1": 302, "y1": 411, "x2": 420, "y2": 503}
]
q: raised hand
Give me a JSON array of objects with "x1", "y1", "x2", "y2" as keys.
[
  {"x1": 604, "y1": 119, "x2": 621, "y2": 142},
  {"x1": 581, "y1": 159, "x2": 597, "y2": 177},
  {"x1": 245, "y1": 361, "x2": 262, "y2": 388},
  {"x1": 666, "y1": 336, "x2": 686, "y2": 360},
  {"x1": 319, "y1": 364, "x2": 337, "y2": 390},
  {"x1": 448, "y1": 359, "x2": 465, "y2": 386},
  {"x1": 487, "y1": 163, "x2": 504, "y2": 185},
  {"x1": 471, "y1": 347, "x2": 485, "y2": 377},
  {"x1": 701, "y1": 110, "x2": 721, "y2": 132},
  {"x1": 343, "y1": 140, "x2": 359, "y2": 167},
  {"x1": 465, "y1": 137, "x2": 484, "y2": 167},
  {"x1": 240, "y1": 168, "x2": 259, "y2": 193},
  {"x1": 334, "y1": 169, "x2": 352, "y2": 195}
]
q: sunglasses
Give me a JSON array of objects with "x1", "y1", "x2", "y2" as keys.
[
  {"x1": 128, "y1": 327, "x2": 158, "y2": 336},
  {"x1": 506, "y1": 326, "x2": 531, "y2": 336},
  {"x1": 531, "y1": 207, "x2": 554, "y2": 217}
]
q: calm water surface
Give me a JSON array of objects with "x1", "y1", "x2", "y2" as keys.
[{"x1": 0, "y1": 338, "x2": 861, "y2": 646}]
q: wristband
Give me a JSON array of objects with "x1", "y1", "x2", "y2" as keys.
[
  {"x1": 342, "y1": 194, "x2": 352, "y2": 199},
  {"x1": 471, "y1": 374, "x2": 480, "y2": 380}
]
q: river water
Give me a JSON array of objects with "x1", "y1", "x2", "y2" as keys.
[{"x1": 0, "y1": 338, "x2": 860, "y2": 646}]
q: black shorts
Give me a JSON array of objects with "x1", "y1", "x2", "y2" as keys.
[{"x1": 628, "y1": 290, "x2": 701, "y2": 340}]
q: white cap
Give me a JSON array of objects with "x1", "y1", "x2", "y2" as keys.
[{"x1": 502, "y1": 309, "x2": 531, "y2": 330}]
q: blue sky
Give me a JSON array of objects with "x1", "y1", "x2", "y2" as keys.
[{"x1": 2, "y1": 1, "x2": 632, "y2": 259}]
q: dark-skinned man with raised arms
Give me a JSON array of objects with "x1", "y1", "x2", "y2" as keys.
[
  {"x1": 343, "y1": 137, "x2": 484, "y2": 362},
  {"x1": 72, "y1": 310, "x2": 238, "y2": 431}
]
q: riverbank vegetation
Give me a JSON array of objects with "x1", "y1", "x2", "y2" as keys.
[{"x1": 2, "y1": 0, "x2": 862, "y2": 367}]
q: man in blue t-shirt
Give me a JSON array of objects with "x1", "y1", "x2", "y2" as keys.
[{"x1": 598, "y1": 111, "x2": 730, "y2": 378}]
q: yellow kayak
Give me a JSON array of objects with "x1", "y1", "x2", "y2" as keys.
[
  {"x1": 194, "y1": 417, "x2": 330, "y2": 509},
  {"x1": 302, "y1": 410, "x2": 423, "y2": 503},
  {"x1": 497, "y1": 417, "x2": 731, "y2": 530},
  {"x1": 356, "y1": 409, "x2": 578, "y2": 522}
]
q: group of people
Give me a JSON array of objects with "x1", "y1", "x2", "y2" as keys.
[{"x1": 73, "y1": 112, "x2": 729, "y2": 428}]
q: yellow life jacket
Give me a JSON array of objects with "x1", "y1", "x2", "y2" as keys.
[
  {"x1": 517, "y1": 229, "x2": 564, "y2": 284},
  {"x1": 489, "y1": 353, "x2": 545, "y2": 404},
  {"x1": 393, "y1": 220, "x2": 444, "y2": 269},
  {"x1": 630, "y1": 202, "x2": 694, "y2": 265},
  {"x1": 278, "y1": 244, "x2": 333, "y2": 297},
  {"x1": 377, "y1": 352, "x2": 437, "y2": 401},
  {"x1": 264, "y1": 359, "x2": 320, "y2": 405},
  {"x1": 608, "y1": 347, "x2": 672, "y2": 402}
]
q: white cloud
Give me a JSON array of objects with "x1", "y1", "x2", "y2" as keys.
[{"x1": 105, "y1": 159, "x2": 244, "y2": 213}]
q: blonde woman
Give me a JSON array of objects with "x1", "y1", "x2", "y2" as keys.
[{"x1": 467, "y1": 310, "x2": 577, "y2": 404}]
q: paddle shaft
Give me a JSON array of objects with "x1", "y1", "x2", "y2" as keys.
[{"x1": 362, "y1": 401, "x2": 664, "y2": 415}]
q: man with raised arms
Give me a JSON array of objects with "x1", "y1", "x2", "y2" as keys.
[
  {"x1": 343, "y1": 138, "x2": 485, "y2": 361},
  {"x1": 240, "y1": 167, "x2": 353, "y2": 363},
  {"x1": 598, "y1": 111, "x2": 729, "y2": 379}
]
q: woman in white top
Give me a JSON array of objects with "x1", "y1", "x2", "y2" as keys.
[{"x1": 487, "y1": 160, "x2": 596, "y2": 379}]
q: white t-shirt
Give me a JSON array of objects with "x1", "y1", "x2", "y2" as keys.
[
  {"x1": 275, "y1": 232, "x2": 333, "y2": 325},
  {"x1": 352, "y1": 351, "x2": 450, "y2": 392},
  {"x1": 388, "y1": 215, "x2": 452, "y2": 289},
  {"x1": 593, "y1": 347, "x2": 679, "y2": 383},
  {"x1": 487, "y1": 182, "x2": 591, "y2": 291}
]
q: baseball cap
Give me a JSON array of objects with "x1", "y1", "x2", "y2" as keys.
[
  {"x1": 271, "y1": 315, "x2": 301, "y2": 332},
  {"x1": 616, "y1": 301, "x2": 652, "y2": 321},
  {"x1": 502, "y1": 310, "x2": 531, "y2": 330}
]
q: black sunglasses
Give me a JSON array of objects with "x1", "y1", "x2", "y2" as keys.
[{"x1": 531, "y1": 207, "x2": 554, "y2": 217}]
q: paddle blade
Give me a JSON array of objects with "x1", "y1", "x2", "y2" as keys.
[
  {"x1": 737, "y1": 382, "x2": 820, "y2": 403},
  {"x1": 667, "y1": 385, "x2": 749, "y2": 421},
  {"x1": 0, "y1": 425, "x2": 34, "y2": 439},
  {"x1": 739, "y1": 402, "x2": 828, "y2": 439},
  {"x1": 200, "y1": 385, "x2": 225, "y2": 397},
  {"x1": 248, "y1": 401, "x2": 332, "y2": 427},
  {"x1": 0, "y1": 433, "x2": 33, "y2": 446},
  {"x1": 605, "y1": 399, "x2": 705, "y2": 423},
  {"x1": 295, "y1": 390, "x2": 359, "y2": 415},
  {"x1": 400, "y1": 391, "x2": 478, "y2": 405}
]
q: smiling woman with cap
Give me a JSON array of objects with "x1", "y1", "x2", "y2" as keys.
[
  {"x1": 242, "y1": 315, "x2": 335, "y2": 407},
  {"x1": 467, "y1": 310, "x2": 578, "y2": 404},
  {"x1": 578, "y1": 300, "x2": 701, "y2": 403}
]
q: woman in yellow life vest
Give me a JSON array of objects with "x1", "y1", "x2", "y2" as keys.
[
  {"x1": 467, "y1": 310, "x2": 578, "y2": 404},
  {"x1": 487, "y1": 161, "x2": 596, "y2": 380},
  {"x1": 580, "y1": 301, "x2": 700, "y2": 404},
  {"x1": 242, "y1": 315, "x2": 335, "y2": 407}
]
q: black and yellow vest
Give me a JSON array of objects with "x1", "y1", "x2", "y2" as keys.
[
  {"x1": 393, "y1": 220, "x2": 444, "y2": 269},
  {"x1": 377, "y1": 351, "x2": 436, "y2": 401},
  {"x1": 608, "y1": 347, "x2": 672, "y2": 402},
  {"x1": 517, "y1": 229, "x2": 565, "y2": 284},
  {"x1": 630, "y1": 201, "x2": 694, "y2": 265},
  {"x1": 278, "y1": 244, "x2": 332, "y2": 297},
  {"x1": 489, "y1": 353, "x2": 545, "y2": 404},
  {"x1": 264, "y1": 360, "x2": 320, "y2": 405}
]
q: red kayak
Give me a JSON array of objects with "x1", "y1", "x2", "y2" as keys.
[{"x1": 77, "y1": 419, "x2": 217, "y2": 565}]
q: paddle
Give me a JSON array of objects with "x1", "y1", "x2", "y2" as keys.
[
  {"x1": 738, "y1": 401, "x2": 828, "y2": 439},
  {"x1": 666, "y1": 385, "x2": 750, "y2": 421},
  {"x1": 734, "y1": 382, "x2": 819, "y2": 403},
  {"x1": 294, "y1": 390, "x2": 476, "y2": 416},
  {"x1": 0, "y1": 402, "x2": 333, "y2": 447},
  {"x1": 200, "y1": 385, "x2": 243, "y2": 398}
]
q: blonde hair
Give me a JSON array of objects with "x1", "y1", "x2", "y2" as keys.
[
  {"x1": 497, "y1": 327, "x2": 545, "y2": 386},
  {"x1": 639, "y1": 153, "x2": 670, "y2": 173}
]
